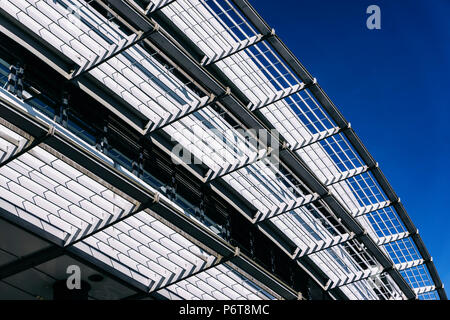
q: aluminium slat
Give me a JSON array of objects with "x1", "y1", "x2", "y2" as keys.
[
  {"x1": 290, "y1": 126, "x2": 343, "y2": 151},
  {"x1": 0, "y1": 127, "x2": 52, "y2": 168},
  {"x1": 145, "y1": 93, "x2": 219, "y2": 133},
  {"x1": 328, "y1": 267, "x2": 384, "y2": 290},
  {"x1": 0, "y1": 115, "x2": 288, "y2": 300},
  {"x1": 248, "y1": 80, "x2": 314, "y2": 112},
  {"x1": 414, "y1": 285, "x2": 437, "y2": 295},
  {"x1": 146, "y1": 0, "x2": 178, "y2": 14},
  {"x1": 324, "y1": 165, "x2": 371, "y2": 186},
  {"x1": 395, "y1": 259, "x2": 426, "y2": 272},
  {"x1": 96, "y1": 0, "x2": 440, "y2": 300},
  {"x1": 71, "y1": 27, "x2": 160, "y2": 79},
  {"x1": 0, "y1": 100, "x2": 296, "y2": 300},
  {"x1": 375, "y1": 231, "x2": 410, "y2": 245},
  {"x1": 229, "y1": 0, "x2": 315, "y2": 85},
  {"x1": 204, "y1": 147, "x2": 268, "y2": 182},
  {"x1": 352, "y1": 200, "x2": 392, "y2": 217},
  {"x1": 34, "y1": 0, "x2": 232, "y2": 178},
  {"x1": 0, "y1": 121, "x2": 31, "y2": 162},
  {"x1": 202, "y1": 32, "x2": 272, "y2": 66},
  {"x1": 339, "y1": 272, "x2": 405, "y2": 300},
  {"x1": 252, "y1": 192, "x2": 320, "y2": 223},
  {"x1": 152, "y1": 252, "x2": 236, "y2": 296},
  {"x1": 297, "y1": 232, "x2": 355, "y2": 258},
  {"x1": 13, "y1": 0, "x2": 206, "y2": 136}
]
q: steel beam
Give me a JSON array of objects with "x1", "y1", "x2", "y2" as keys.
[
  {"x1": 0, "y1": 246, "x2": 65, "y2": 280},
  {"x1": 424, "y1": 259, "x2": 447, "y2": 300},
  {"x1": 256, "y1": 220, "x2": 300, "y2": 260},
  {"x1": 296, "y1": 257, "x2": 331, "y2": 291}
]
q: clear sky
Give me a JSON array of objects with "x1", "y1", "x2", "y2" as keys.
[{"x1": 251, "y1": 0, "x2": 450, "y2": 291}]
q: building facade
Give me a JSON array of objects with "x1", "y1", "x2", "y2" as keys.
[{"x1": 0, "y1": 0, "x2": 445, "y2": 300}]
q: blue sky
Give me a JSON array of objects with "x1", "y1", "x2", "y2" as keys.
[{"x1": 251, "y1": 0, "x2": 450, "y2": 290}]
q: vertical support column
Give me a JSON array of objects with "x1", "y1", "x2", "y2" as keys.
[
  {"x1": 6, "y1": 65, "x2": 16, "y2": 95},
  {"x1": 132, "y1": 149, "x2": 145, "y2": 179},
  {"x1": 166, "y1": 163, "x2": 178, "y2": 201},
  {"x1": 58, "y1": 91, "x2": 70, "y2": 128},
  {"x1": 96, "y1": 120, "x2": 109, "y2": 156},
  {"x1": 222, "y1": 214, "x2": 232, "y2": 244},
  {"x1": 195, "y1": 186, "x2": 207, "y2": 223},
  {"x1": 249, "y1": 230, "x2": 255, "y2": 259},
  {"x1": 289, "y1": 266, "x2": 295, "y2": 289},
  {"x1": 7, "y1": 63, "x2": 24, "y2": 99},
  {"x1": 270, "y1": 248, "x2": 276, "y2": 273},
  {"x1": 16, "y1": 65, "x2": 24, "y2": 99}
]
